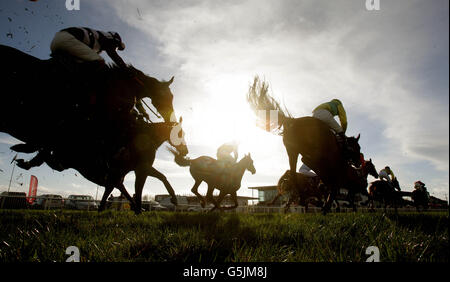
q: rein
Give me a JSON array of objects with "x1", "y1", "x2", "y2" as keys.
[{"x1": 133, "y1": 76, "x2": 163, "y2": 121}]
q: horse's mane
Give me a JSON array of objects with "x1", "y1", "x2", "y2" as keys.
[{"x1": 247, "y1": 76, "x2": 292, "y2": 134}]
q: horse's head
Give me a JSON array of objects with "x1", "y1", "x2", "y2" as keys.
[
  {"x1": 346, "y1": 134, "x2": 362, "y2": 167},
  {"x1": 167, "y1": 116, "x2": 188, "y2": 157},
  {"x1": 134, "y1": 70, "x2": 176, "y2": 123},
  {"x1": 365, "y1": 158, "x2": 379, "y2": 179},
  {"x1": 242, "y1": 153, "x2": 256, "y2": 175}
]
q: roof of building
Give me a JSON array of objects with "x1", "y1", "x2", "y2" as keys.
[{"x1": 248, "y1": 185, "x2": 277, "y2": 191}]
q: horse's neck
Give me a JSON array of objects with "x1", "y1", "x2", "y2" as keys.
[
  {"x1": 140, "y1": 124, "x2": 170, "y2": 148},
  {"x1": 231, "y1": 159, "x2": 248, "y2": 179}
]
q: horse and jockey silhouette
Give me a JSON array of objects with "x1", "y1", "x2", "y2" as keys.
[
  {"x1": 0, "y1": 28, "x2": 187, "y2": 214},
  {"x1": 247, "y1": 76, "x2": 364, "y2": 214},
  {"x1": 171, "y1": 142, "x2": 256, "y2": 212},
  {"x1": 273, "y1": 158, "x2": 378, "y2": 213}
]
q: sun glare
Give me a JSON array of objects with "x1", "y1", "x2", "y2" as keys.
[{"x1": 184, "y1": 75, "x2": 278, "y2": 157}]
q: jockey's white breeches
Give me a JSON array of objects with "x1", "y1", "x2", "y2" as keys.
[
  {"x1": 379, "y1": 170, "x2": 391, "y2": 182},
  {"x1": 50, "y1": 31, "x2": 104, "y2": 62},
  {"x1": 312, "y1": 108, "x2": 343, "y2": 134},
  {"x1": 299, "y1": 163, "x2": 317, "y2": 177}
]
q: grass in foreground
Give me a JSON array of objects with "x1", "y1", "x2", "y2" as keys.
[{"x1": 0, "y1": 210, "x2": 447, "y2": 262}]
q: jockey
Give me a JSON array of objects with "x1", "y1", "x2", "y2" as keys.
[
  {"x1": 299, "y1": 99, "x2": 348, "y2": 174},
  {"x1": 216, "y1": 141, "x2": 238, "y2": 167},
  {"x1": 50, "y1": 27, "x2": 149, "y2": 121},
  {"x1": 414, "y1": 181, "x2": 426, "y2": 191},
  {"x1": 313, "y1": 99, "x2": 347, "y2": 138},
  {"x1": 379, "y1": 166, "x2": 395, "y2": 183},
  {"x1": 50, "y1": 27, "x2": 126, "y2": 68}
]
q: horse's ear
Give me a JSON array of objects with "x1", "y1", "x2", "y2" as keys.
[
  {"x1": 248, "y1": 152, "x2": 251, "y2": 158},
  {"x1": 356, "y1": 134, "x2": 360, "y2": 141},
  {"x1": 179, "y1": 116, "x2": 183, "y2": 123},
  {"x1": 370, "y1": 158, "x2": 372, "y2": 162},
  {"x1": 167, "y1": 76, "x2": 174, "y2": 86}
]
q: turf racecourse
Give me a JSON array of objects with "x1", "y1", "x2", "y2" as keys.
[{"x1": 0, "y1": 210, "x2": 447, "y2": 262}]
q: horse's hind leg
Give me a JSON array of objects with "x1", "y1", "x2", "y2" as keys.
[
  {"x1": 206, "y1": 185, "x2": 218, "y2": 210},
  {"x1": 116, "y1": 182, "x2": 137, "y2": 212},
  {"x1": 210, "y1": 190, "x2": 227, "y2": 212},
  {"x1": 191, "y1": 180, "x2": 205, "y2": 208}
]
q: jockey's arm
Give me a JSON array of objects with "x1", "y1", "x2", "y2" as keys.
[
  {"x1": 389, "y1": 170, "x2": 396, "y2": 181},
  {"x1": 337, "y1": 104, "x2": 348, "y2": 133},
  {"x1": 106, "y1": 48, "x2": 127, "y2": 69}
]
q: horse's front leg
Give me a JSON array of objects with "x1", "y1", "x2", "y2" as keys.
[
  {"x1": 288, "y1": 151, "x2": 299, "y2": 186},
  {"x1": 322, "y1": 186, "x2": 337, "y2": 215},
  {"x1": 134, "y1": 169, "x2": 148, "y2": 214},
  {"x1": 191, "y1": 180, "x2": 205, "y2": 208},
  {"x1": 147, "y1": 167, "x2": 178, "y2": 206},
  {"x1": 206, "y1": 185, "x2": 219, "y2": 212},
  {"x1": 98, "y1": 185, "x2": 113, "y2": 212}
]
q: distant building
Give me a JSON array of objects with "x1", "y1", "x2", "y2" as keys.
[
  {"x1": 249, "y1": 185, "x2": 369, "y2": 207},
  {"x1": 248, "y1": 185, "x2": 284, "y2": 205}
]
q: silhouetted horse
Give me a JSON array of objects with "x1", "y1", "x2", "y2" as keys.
[
  {"x1": 274, "y1": 158, "x2": 378, "y2": 212},
  {"x1": 271, "y1": 170, "x2": 324, "y2": 212},
  {"x1": 12, "y1": 120, "x2": 188, "y2": 214},
  {"x1": 411, "y1": 188, "x2": 430, "y2": 212},
  {"x1": 247, "y1": 76, "x2": 362, "y2": 214},
  {"x1": 171, "y1": 151, "x2": 256, "y2": 211},
  {"x1": 368, "y1": 178, "x2": 402, "y2": 212},
  {"x1": 0, "y1": 44, "x2": 178, "y2": 160}
]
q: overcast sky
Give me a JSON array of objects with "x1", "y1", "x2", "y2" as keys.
[{"x1": 0, "y1": 0, "x2": 448, "y2": 202}]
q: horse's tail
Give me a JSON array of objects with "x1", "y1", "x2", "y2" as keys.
[
  {"x1": 246, "y1": 76, "x2": 291, "y2": 134},
  {"x1": 167, "y1": 146, "x2": 191, "y2": 167}
]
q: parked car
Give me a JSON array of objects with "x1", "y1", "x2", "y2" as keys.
[
  {"x1": 65, "y1": 195, "x2": 98, "y2": 210},
  {"x1": 0, "y1": 192, "x2": 28, "y2": 209},
  {"x1": 32, "y1": 194, "x2": 64, "y2": 209},
  {"x1": 142, "y1": 200, "x2": 168, "y2": 211},
  {"x1": 187, "y1": 205, "x2": 205, "y2": 212}
]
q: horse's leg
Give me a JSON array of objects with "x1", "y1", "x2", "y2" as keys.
[
  {"x1": 349, "y1": 190, "x2": 357, "y2": 212},
  {"x1": 270, "y1": 193, "x2": 281, "y2": 206},
  {"x1": 116, "y1": 182, "x2": 137, "y2": 212},
  {"x1": 230, "y1": 191, "x2": 239, "y2": 209},
  {"x1": 284, "y1": 196, "x2": 293, "y2": 213},
  {"x1": 15, "y1": 150, "x2": 48, "y2": 170},
  {"x1": 134, "y1": 169, "x2": 147, "y2": 215},
  {"x1": 98, "y1": 185, "x2": 113, "y2": 212},
  {"x1": 206, "y1": 185, "x2": 218, "y2": 211},
  {"x1": 212, "y1": 190, "x2": 228, "y2": 212},
  {"x1": 146, "y1": 167, "x2": 178, "y2": 205},
  {"x1": 288, "y1": 152, "x2": 299, "y2": 185},
  {"x1": 190, "y1": 179, "x2": 205, "y2": 208},
  {"x1": 322, "y1": 186, "x2": 337, "y2": 215}
]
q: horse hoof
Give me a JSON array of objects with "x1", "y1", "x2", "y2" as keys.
[{"x1": 16, "y1": 159, "x2": 31, "y2": 170}]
